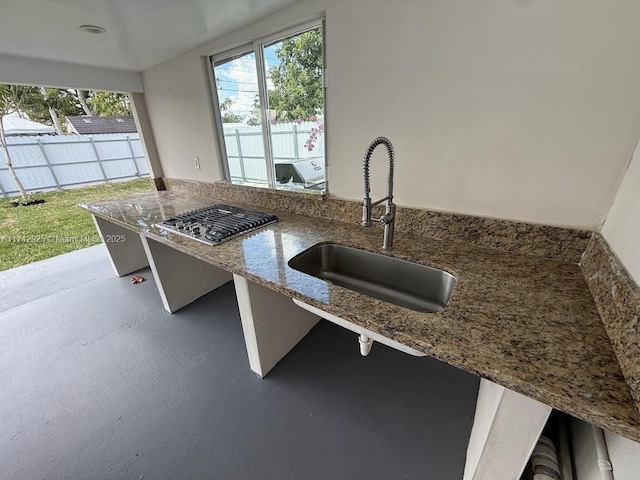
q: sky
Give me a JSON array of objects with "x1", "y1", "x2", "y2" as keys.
[{"x1": 214, "y1": 46, "x2": 279, "y2": 121}]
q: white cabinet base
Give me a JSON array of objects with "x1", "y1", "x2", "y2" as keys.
[
  {"x1": 234, "y1": 274, "x2": 320, "y2": 378},
  {"x1": 464, "y1": 378, "x2": 552, "y2": 480},
  {"x1": 92, "y1": 214, "x2": 149, "y2": 277},
  {"x1": 140, "y1": 236, "x2": 232, "y2": 313}
]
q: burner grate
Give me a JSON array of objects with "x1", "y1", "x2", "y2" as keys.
[{"x1": 155, "y1": 204, "x2": 278, "y2": 245}]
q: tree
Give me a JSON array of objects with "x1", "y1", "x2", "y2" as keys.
[
  {"x1": 267, "y1": 28, "x2": 323, "y2": 122},
  {"x1": 87, "y1": 91, "x2": 132, "y2": 117},
  {"x1": 7, "y1": 87, "x2": 132, "y2": 133},
  {"x1": 246, "y1": 95, "x2": 262, "y2": 126},
  {"x1": 27, "y1": 88, "x2": 83, "y2": 134},
  {"x1": 3, "y1": 86, "x2": 91, "y2": 133},
  {"x1": 75, "y1": 89, "x2": 94, "y2": 116},
  {"x1": 219, "y1": 97, "x2": 244, "y2": 123},
  {"x1": 0, "y1": 86, "x2": 32, "y2": 199},
  {"x1": 39, "y1": 88, "x2": 64, "y2": 134}
]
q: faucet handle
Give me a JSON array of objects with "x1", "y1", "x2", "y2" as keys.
[
  {"x1": 379, "y1": 213, "x2": 393, "y2": 225},
  {"x1": 379, "y1": 203, "x2": 396, "y2": 225}
]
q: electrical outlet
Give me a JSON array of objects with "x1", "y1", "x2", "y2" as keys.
[{"x1": 193, "y1": 157, "x2": 200, "y2": 170}]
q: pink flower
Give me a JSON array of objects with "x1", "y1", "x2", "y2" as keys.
[
  {"x1": 304, "y1": 122, "x2": 323, "y2": 151},
  {"x1": 295, "y1": 118, "x2": 303, "y2": 125},
  {"x1": 309, "y1": 115, "x2": 318, "y2": 122}
]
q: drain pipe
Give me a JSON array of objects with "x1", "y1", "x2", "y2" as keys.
[
  {"x1": 359, "y1": 335, "x2": 373, "y2": 356},
  {"x1": 556, "y1": 415, "x2": 575, "y2": 480},
  {"x1": 592, "y1": 425, "x2": 614, "y2": 480}
]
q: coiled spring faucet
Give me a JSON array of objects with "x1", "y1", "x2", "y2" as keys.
[{"x1": 362, "y1": 136, "x2": 396, "y2": 250}]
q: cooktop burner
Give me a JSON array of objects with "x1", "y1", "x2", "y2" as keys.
[{"x1": 155, "y1": 204, "x2": 278, "y2": 246}]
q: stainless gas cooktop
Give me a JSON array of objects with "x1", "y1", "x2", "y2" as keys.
[{"x1": 155, "y1": 204, "x2": 278, "y2": 245}]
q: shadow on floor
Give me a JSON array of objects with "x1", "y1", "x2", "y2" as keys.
[{"x1": 0, "y1": 246, "x2": 479, "y2": 479}]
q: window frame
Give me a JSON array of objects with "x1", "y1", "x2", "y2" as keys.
[{"x1": 208, "y1": 18, "x2": 326, "y2": 192}]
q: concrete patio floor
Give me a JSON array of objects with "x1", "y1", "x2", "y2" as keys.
[{"x1": 0, "y1": 245, "x2": 479, "y2": 479}]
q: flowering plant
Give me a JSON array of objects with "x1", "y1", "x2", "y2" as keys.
[{"x1": 295, "y1": 115, "x2": 324, "y2": 152}]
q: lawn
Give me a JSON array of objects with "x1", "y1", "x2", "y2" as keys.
[{"x1": 0, "y1": 179, "x2": 153, "y2": 272}]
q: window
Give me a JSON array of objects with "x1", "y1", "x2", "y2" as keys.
[{"x1": 210, "y1": 20, "x2": 326, "y2": 193}]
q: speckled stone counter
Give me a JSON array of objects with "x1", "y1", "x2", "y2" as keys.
[
  {"x1": 81, "y1": 191, "x2": 640, "y2": 442},
  {"x1": 163, "y1": 178, "x2": 592, "y2": 263},
  {"x1": 582, "y1": 236, "x2": 640, "y2": 425}
]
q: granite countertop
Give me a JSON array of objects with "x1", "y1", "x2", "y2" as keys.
[{"x1": 81, "y1": 191, "x2": 640, "y2": 442}]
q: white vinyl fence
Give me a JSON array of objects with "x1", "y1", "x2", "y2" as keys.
[
  {"x1": 0, "y1": 133, "x2": 149, "y2": 198},
  {"x1": 223, "y1": 121, "x2": 325, "y2": 183}
]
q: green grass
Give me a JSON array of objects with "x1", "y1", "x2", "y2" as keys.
[{"x1": 0, "y1": 179, "x2": 153, "y2": 272}]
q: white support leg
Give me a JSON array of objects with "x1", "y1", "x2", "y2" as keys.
[
  {"x1": 140, "y1": 235, "x2": 232, "y2": 313},
  {"x1": 463, "y1": 378, "x2": 552, "y2": 480},
  {"x1": 233, "y1": 274, "x2": 320, "y2": 378},
  {"x1": 92, "y1": 214, "x2": 149, "y2": 277}
]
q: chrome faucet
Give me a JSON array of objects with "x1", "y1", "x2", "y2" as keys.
[{"x1": 362, "y1": 136, "x2": 396, "y2": 250}]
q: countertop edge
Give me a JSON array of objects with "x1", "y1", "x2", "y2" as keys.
[{"x1": 80, "y1": 193, "x2": 640, "y2": 443}]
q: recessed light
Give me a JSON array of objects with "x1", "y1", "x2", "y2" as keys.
[{"x1": 79, "y1": 25, "x2": 106, "y2": 34}]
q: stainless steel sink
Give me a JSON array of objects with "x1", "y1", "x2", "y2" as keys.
[{"x1": 288, "y1": 243, "x2": 457, "y2": 312}]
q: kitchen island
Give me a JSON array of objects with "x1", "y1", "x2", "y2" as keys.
[{"x1": 81, "y1": 189, "x2": 640, "y2": 474}]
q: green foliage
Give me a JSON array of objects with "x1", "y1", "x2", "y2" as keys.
[
  {"x1": 0, "y1": 85, "x2": 37, "y2": 116},
  {"x1": 20, "y1": 88, "x2": 83, "y2": 126},
  {"x1": 246, "y1": 95, "x2": 262, "y2": 126},
  {"x1": 220, "y1": 97, "x2": 244, "y2": 123},
  {"x1": 267, "y1": 28, "x2": 323, "y2": 121},
  {"x1": 0, "y1": 85, "x2": 17, "y2": 115},
  {"x1": 1, "y1": 85, "x2": 131, "y2": 129},
  {"x1": 87, "y1": 91, "x2": 132, "y2": 116}
]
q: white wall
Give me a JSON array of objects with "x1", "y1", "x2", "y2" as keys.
[
  {"x1": 571, "y1": 419, "x2": 603, "y2": 480},
  {"x1": 602, "y1": 141, "x2": 640, "y2": 284},
  {"x1": 604, "y1": 430, "x2": 640, "y2": 480},
  {"x1": 0, "y1": 53, "x2": 143, "y2": 92},
  {"x1": 141, "y1": 54, "x2": 220, "y2": 182},
  {"x1": 571, "y1": 418, "x2": 640, "y2": 480},
  {"x1": 142, "y1": 0, "x2": 640, "y2": 228}
]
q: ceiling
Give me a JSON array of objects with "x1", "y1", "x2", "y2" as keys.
[{"x1": 0, "y1": 0, "x2": 298, "y2": 72}]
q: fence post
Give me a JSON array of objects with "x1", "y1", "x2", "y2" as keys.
[
  {"x1": 89, "y1": 137, "x2": 109, "y2": 182},
  {"x1": 125, "y1": 135, "x2": 141, "y2": 177},
  {"x1": 0, "y1": 141, "x2": 6, "y2": 197},
  {"x1": 1, "y1": 143, "x2": 18, "y2": 197},
  {"x1": 234, "y1": 129, "x2": 246, "y2": 182},
  {"x1": 36, "y1": 138, "x2": 61, "y2": 189},
  {"x1": 292, "y1": 124, "x2": 300, "y2": 161}
]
